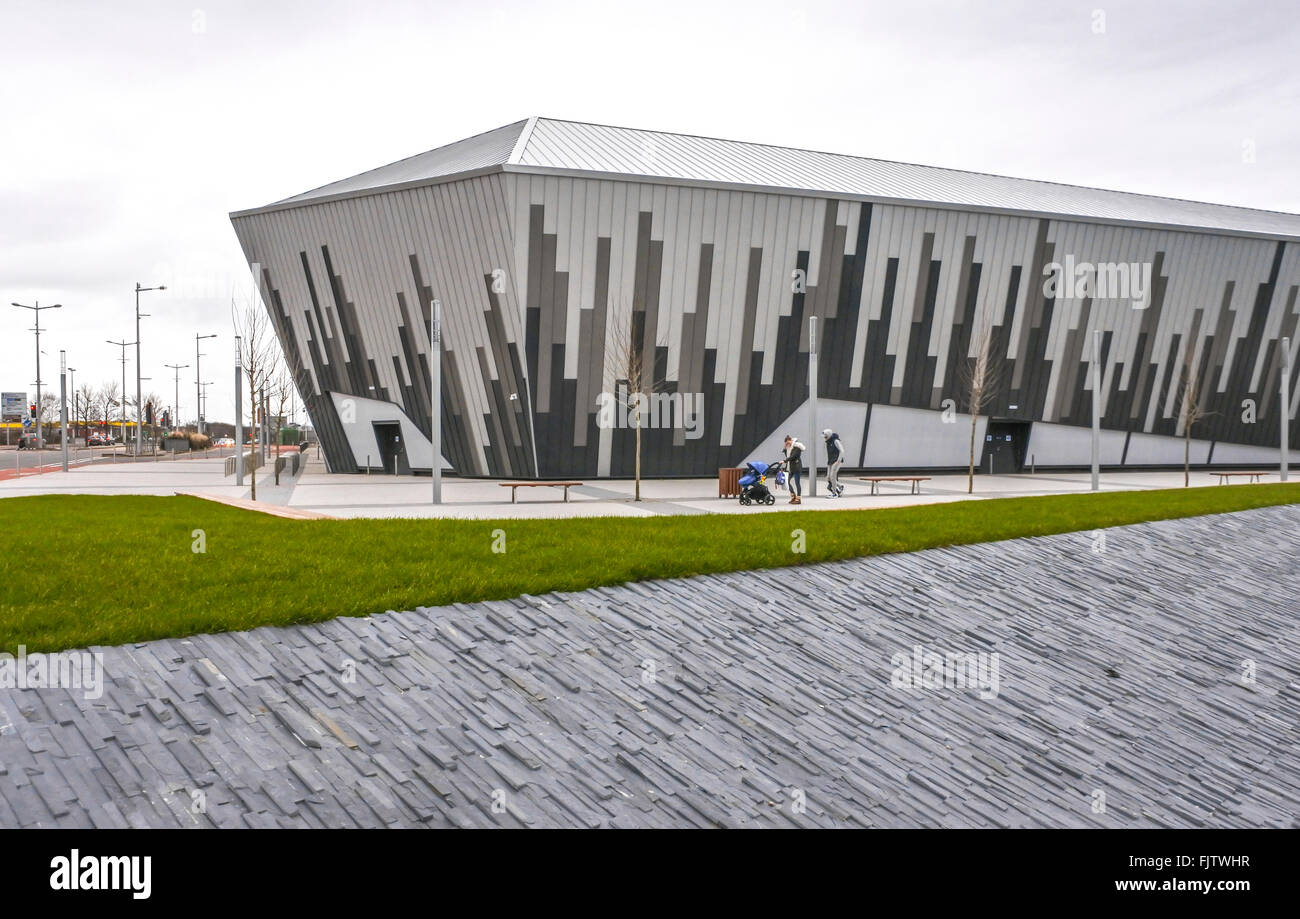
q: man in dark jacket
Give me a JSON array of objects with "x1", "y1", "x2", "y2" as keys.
[{"x1": 822, "y1": 429, "x2": 845, "y2": 497}]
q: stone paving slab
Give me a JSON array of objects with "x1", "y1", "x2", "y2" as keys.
[{"x1": 1, "y1": 505, "x2": 1297, "y2": 827}]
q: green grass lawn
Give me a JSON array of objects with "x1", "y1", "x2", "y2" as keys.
[{"x1": 2, "y1": 483, "x2": 1298, "y2": 652}]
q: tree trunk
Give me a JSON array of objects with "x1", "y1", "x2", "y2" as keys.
[
  {"x1": 968, "y1": 411, "x2": 977, "y2": 494},
  {"x1": 634, "y1": 407, "x2": 642, "y2": 502},
  {"x1": 1184, "y1": 426, "x2": 1190, "y2": 487},
  {"x1": 248, "y1": 372, "x2": 257, "y2": 501}
]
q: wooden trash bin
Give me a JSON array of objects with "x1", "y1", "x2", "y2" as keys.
[{"x1": 718, "y1": 466, "x2": 743, "y2": 498}]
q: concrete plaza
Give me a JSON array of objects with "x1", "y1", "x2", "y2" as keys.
[{"x1": 0, "y1": 446, "x2": 1288, "y2": 519}]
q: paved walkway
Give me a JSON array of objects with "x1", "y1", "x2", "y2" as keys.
[
  {"x1": 0, "y1": 451, "x2": 1290, "y2": 519},
  {"x1": 1, "y1": 505, "x2": 1296, "y2": 827}
]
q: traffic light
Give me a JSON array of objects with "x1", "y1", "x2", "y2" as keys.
[
  {"x1": 146, "y1": 401, "x2": 154, "y2": 426},
  {"x1": 29, "y1": 403, "x2": 36, "y2": 419}
]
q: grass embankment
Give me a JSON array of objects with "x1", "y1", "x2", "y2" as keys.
[{"x1": 2, "y1": 483, "x2": 1298, "y2": 652}]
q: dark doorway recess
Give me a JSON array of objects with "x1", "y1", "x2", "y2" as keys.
[
  {"x1": 372, "y1": 422, "x2": 410, "y2": 475},
  {"x1": 981, "y1": 420, "x2": 1031, "y2": 474}
]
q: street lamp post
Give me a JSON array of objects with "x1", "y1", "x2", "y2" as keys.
[
  {"x1": 195, "y1": 333, "x2": 217, "y2": 434},
  {"x1": 68, "y1": 366, "x2": 77, "y2": 441},
  {"x1": 199, "y1": 382, "x2": 212, "y2": 429},
  {"x1": 11, "y1": 301, "x2": 62, "y2": 447},
  {"x1": 165, "y1": 363, "x2": 189, "y2": 433},
  {"x1": 431, "y1": 298, "x2": 442, "y2": 504},
  {"x1": 106, "y1": 338, "x2": 136, "y2": 447},
  {"x1": 1282, "y1": 336, "x2": 1291, "y2": 483},
  {"x1": 1091, "y1": 329, "x2": 1102, "y2": 491},
  {"x1": 60, "y1": 351, "x2": 69, "y2": 472},
  {"x1": 808, "y1": 316, "x2": 818, "y2": 497},
  {"x1": 234, "y1": 336, "x2": 244, "y2": 486},
  {"x1": 134, "y1": 282, "x2": 166, "y2": 454}
]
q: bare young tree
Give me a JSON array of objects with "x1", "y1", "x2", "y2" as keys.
[
  {"x1": 77, "y1": 383, "x2": 98, "y2": 438},
  {"x1": 98, "y1": 381, "x2": 121, "y2": 440},
  {"x1": 960, "y1": 318, "x2": 1005, "y2": 494},
  {"x1": 38, "y1": 392, "x2": 58, "y2": 443},
  {"x1": 268, "y1": 354, "x2": 295, "y2": 485},
  {"x1": 604, "y1": 305, "x2": 661, "y2": 501},
  {"x1": 1176, "y1": 335, "x2": 1212, "y2": 487},
  {"x1": 76, "y1": 383, "x2": 95, "y2": 438},
  {"x1": 232, "y1": 293, "x2": 278, "y2": 500}
]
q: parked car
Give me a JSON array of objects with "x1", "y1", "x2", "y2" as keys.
[
  {"x1": 17, "y1": 434, "x2": 39, "y2": 450},
  {"x1": 214, "y1": 436, "x2": 235, "y2": 448},
  {"x1": 87, "y1": 431, "x2": 109, "y2": 446}
]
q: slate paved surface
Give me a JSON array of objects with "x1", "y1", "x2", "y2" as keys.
[{"x1": 2, "y1": 505, "x2": 1298, "y2": 828}]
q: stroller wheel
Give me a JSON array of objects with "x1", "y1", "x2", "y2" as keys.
[
  {"x1": 765, "y1": 495, "x2": 775, "y2": 505},
  {"x1": 739, "y1": 496, "x2": 750, "y2": 505}
]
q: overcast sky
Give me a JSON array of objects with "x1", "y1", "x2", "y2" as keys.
[{"x1": 2, "y1": 0, "x2": 1297, "y2": 424}]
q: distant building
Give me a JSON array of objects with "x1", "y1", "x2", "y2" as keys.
[{"x1": 231, "y1": 118, "x2": 1300, "y2": 477}]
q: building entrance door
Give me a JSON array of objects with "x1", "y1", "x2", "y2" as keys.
[
  {"x1": 981, "y1": 420, "x2": 1030, "y2": 474},
  {"x1": 371, "y1": 422, "x2": 409, "y2": 474}
]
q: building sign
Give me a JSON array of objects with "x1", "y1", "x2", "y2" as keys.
[{"x1": 2, "y1": 392, "x2": 26, "y2": 420}]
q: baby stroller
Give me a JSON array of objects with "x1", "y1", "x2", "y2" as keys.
[{"x1": 738, "y1": 460, "x2": 782, "y2": 506}]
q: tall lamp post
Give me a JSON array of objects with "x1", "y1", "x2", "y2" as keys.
[
  {"x1": 807, "y1": 316, "x2": 818, "y2": 497},
  {"x1": 199, "y1": 381, "x2": 213, "y2": 433},
  {"x1": 11, "y1": 301, "x2": 62, "y2": 447},
  {"x1": 195, "y1": 333, "x2": 217, "y2": 434},
  {"x1": 67, "y1": 366, "x2": 77, "y2": 441},
  {"x1": 431, "y1": 298, "x2": 442, "y2": 504},
  {"x1": 106, "y1": 338, "x2": 136, "y2": 446},
  {"x1": 134, "y1": 282, "x2": 166, "y2": 454},
  {"x1": 164, "y1": 362, "x2": 189, "y2": 432},
  {"x1": 59, "y1": 351, "x2": 69, "y2": 472},
  {"x1": 1282, "y1": 335, "x2": 1291, "y2": 483},
  {"x1": 234, "y1": 336, "x2": 244, "y2": 486}
]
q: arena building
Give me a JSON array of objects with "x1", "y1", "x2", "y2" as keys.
[{"x1": 231, "y1": 117, "x2": 1300, "y2": 478}]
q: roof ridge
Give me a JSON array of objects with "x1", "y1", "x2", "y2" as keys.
[
  {"x1": 527, "y1": 116, "x2": 1300, "y2": 221},
  {"x1": 507, "y1": 116, "x2": 540, "y2": 166}
]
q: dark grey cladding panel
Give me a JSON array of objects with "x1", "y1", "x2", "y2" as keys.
[
  {"x1": 235, "y1": 175, "x2": 1298, "y2": 480},
  {"x1": 230, "y1": 172, "x2": 543, "y2": 478}
]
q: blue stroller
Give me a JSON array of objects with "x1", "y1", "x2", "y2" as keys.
[{"x1": 738, "y1": 460, "x2": 783, "y2": 506}]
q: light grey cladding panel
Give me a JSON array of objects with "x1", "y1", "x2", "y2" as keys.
[{"x1": 231, "y1": 173, "x2": 531, "y2": 477}]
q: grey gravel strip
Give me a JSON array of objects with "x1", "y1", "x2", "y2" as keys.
[{"x1": 1, "y1": 505, "x2": 1297, "y2": 828}]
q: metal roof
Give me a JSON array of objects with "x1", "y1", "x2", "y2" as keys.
[
  {"x1": 239, "y1": 116, "x2": 1300, "y2": 239},
  {"x1": 268, "y1": 119, "x2": 528, "y2": 207}
]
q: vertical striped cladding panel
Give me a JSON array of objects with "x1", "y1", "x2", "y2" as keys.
[
  {"x1": 237, "y1": 171, "x2": 1300, "y2": 478},
  {"x1": 515, "y1": 175, "x2": 1299, "y2": 476},
  {"x1": 230, "y1": 173, "x2": 529, "y2": 477}
]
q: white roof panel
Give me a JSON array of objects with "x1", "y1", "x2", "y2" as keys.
[
  {"x1": 268, "y1": 119, "x2": 528, "y2": 207},
  {"x1": 237, "y1": 117, "x2": 1300, "y2": 240},
  {"x1": 515, "y1": 119, "x2": 1300, "y2": 240}
]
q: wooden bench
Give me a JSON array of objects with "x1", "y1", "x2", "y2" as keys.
[
  {"x1": 1213, "y1": 471, "x2": 1268, "y2": 485},
  {"x1": 859, "y1": 475, "x2": 931, "y2": 495},
  {"x1": 500, "y1": 481, "x2": 583, "y2": 503}
]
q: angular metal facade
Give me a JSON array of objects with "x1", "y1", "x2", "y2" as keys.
[{"x1": 231, "y1": 120, "x2": 1300, "y2": 477}]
